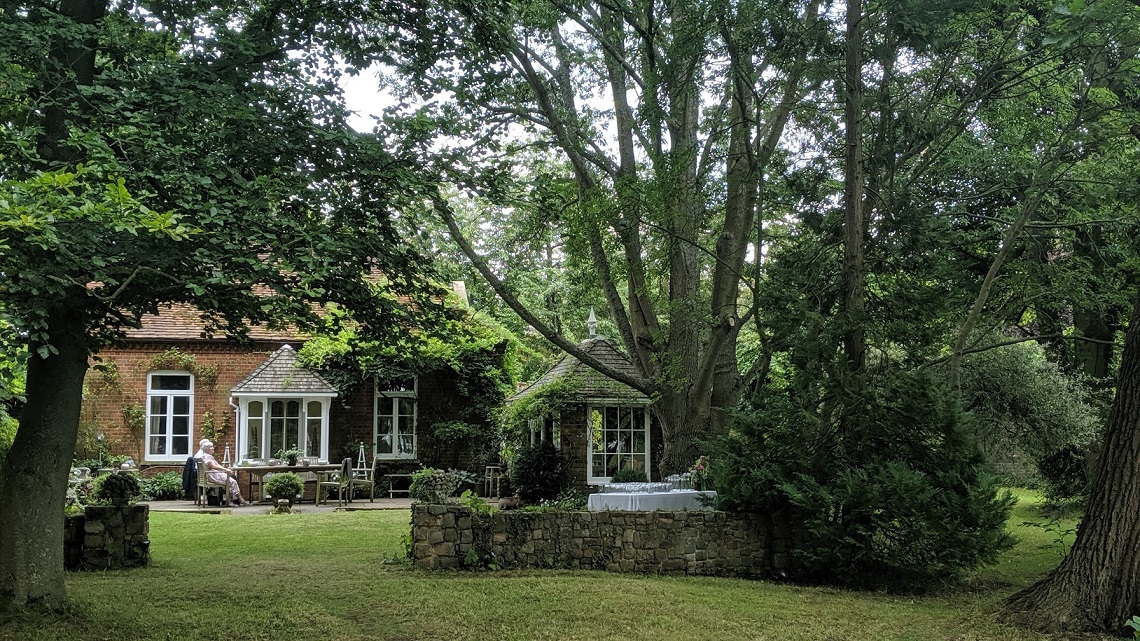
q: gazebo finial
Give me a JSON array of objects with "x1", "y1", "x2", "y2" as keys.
[{"x1": 587, "y1": 308, "x2": 597, "y2": 338}]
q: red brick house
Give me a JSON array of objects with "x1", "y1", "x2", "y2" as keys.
[{"x1": 81, "y1": 299, "x2": 504, "y2": 475}]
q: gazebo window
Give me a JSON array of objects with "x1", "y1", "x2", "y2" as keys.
[
  {"x1": 587, "y1": 405, "x2": 649, "y2": 483},
  {"x1": 529, "y1": 415, "x2": 560, "y2": 446}
]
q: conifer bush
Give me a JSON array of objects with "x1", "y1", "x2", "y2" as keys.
[
  {"x1": 713, "y1": 368, "x2": 1016, "y2": 591},
  {"x1": 509, "y1": 441, "x2": 564, "y2": 503}
]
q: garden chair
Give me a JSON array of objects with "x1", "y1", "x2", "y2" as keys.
[
  {"x1": 315, "y1": 458, "x2": 352, "y2": 507},
  {"x1": 347, "y1": 452, "x2": 375, "y2": 504},
  {"x1": 196, "y1": 459, "x2": 229, "y2": 507}
]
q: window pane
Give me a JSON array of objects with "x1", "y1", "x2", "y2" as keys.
[
  {"x1": 173, "y1": 396, "x2": 189, "y2": 415},
  {"x1": 633, "y1": 430, "x2": 646, "y2": 454},
  {"x1": 246, "y1": 418, "x2": 262, "y2": 459},
  {"x1": 173, "y1": 436, "x2": 189, "y2": 456},
  {"x1": 150, "y1": 416, "x2": 167, "y2": 435},
  {"x1": 285, "y1": 418, "x2": 299, "y2": 450},
  {"x1": 605, "y1": 454, "x2": 619, "y2": 477},
  {"x1": 398, "y1": 434, "x2": 414, "y2": 455},
  {"x1": 150, "y1": 435, "x2": 166, "y2": 455},
  {"x1": 307, "y1": 401, "x2": 322, "y2": 418},
  {"x1": 286, "y1": 400, "x2": 300, "y2": 416},
  {"x1": 172, "y1": 416, "x2": 189, "y2": 435},
  {"x1": 306, "y1": 419, "x2": 321, "y2": 456},
  {"x1": 593, "y1": 454, "x2": 605, "y2": 474},
  {"x1": 153, "y1": 375, "x2": 191, "y2": 391},
  {"x1": 150, "y1": 396, "x2": 166, "y2": 415},
  {"x1": 398, "y1": 397, "x2": 415, "y2": 416},
  {"x1": 377, "y1": 432, "x2": 393, "y2": 454},
  {"x1": 271, "y1": 401, "x2": 284, "y2": 416}
]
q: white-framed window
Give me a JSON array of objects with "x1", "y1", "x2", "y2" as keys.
[
  {"x1": 236, "y1": 396, "x2": 330, "y2": 462},
  {"x1": 375, "y1": 378, "x2": 417, "y2": 459},
  {"x1": 586, "y1": 404, "x2": 651, "y2": 484},
  {"x1": 529, "y1": 415, "x2": 560, "y2": 447},
  {"x1": 146, "y1": 372, "x2": 194, "y2": 462}
]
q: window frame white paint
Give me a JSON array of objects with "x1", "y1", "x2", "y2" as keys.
[
  {"x1": 232, "y1": 394, "x2": 334, "y2": 462},
  {"x1": 145, "y1": 371, "x2": 195, "y2": 463},
  {"x1": 585, "y1": 400, "x2": 652, "y2": 485},
  {"x1": 374, "y1": 378, "x2": 418, "y2": 460}
]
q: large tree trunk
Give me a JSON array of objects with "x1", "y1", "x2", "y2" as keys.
[
  {"x1": 0, "y1": 310, "x2": 90, "y2": 610},
  {"x1": 842, "y1": 0, "x2": 866, "y2": 375},
  {"x1": 1004, "y1": 290, "x2": 1140, "y2": 634}
]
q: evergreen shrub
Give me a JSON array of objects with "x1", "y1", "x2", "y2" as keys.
[
  {"x1": 264, "y1": 472, "x2": 303, "y2": 502},
  {"x1": 713, "y1": 368, "x2": 1016, "y2": 591},
  {"x1": 1036, "y1": 444, "x2": 1088, "y2": 502},
  {"x1": 509, "y1": 441, "x2": 564, "y2": 503}
]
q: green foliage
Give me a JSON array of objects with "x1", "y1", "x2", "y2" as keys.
[
  {"x1": 409, "y1": 468, "x2": 461, "y2": 503},
  {"x1": 148, "y1": 349, "x2": 219, "y2": 390},
  {"x1": 0, "y1": 415, "x2": 15, "y2": 493},
  {"x1": 957, "y1": 343, "x2": 1102, "y2": 482},
  {"x1": 1125, "y1": 615, "x2": 1140, "y2": 638},
  {"x1": 299, "y1": 307, "x2": 515, "y2": 464},
  {"x1": 714, "y1": 368, "x2": 1017, "y2": 591},
  {"x1": 139, "y1": 472, "x2": 183, "y2": 501},
  {"x1": 496, "y1": 378, "x2": 576, "y2": 444},
  {"x1": 609, "y1": 467, "x2": 647, "y2": 483},
  {"x1": 509, "y1": 441, "x2": 564, "y2": 504},
  {"x1": 264, "y1": 473, "x2": 304, "y2": 502},
  {"x1": 121, "y1": 402, "x2": 145, "y2": 436},
  {"x1": 1036, "y1": 445, "x2": 1088, "y2": 503},
  {"x1": 459, "y1": 489, "x2": 493, "y2": 516},
  {"x1": 275, "y1": 448, "x2": 303, "y2": 465},
  {"x1": 95, "y1": 472, "x2": 140, "y2": 504},
  {"x1": 527, "y1": 488, "x2": 587, "y2": 511}
]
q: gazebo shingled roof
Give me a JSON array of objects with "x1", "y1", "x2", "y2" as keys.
[
  {"x1": 508, "y1": 336, "x2": 648, "y2": 404},
  {"x1": 230, "y1": 344, "x2": 338, "y2": 395}
]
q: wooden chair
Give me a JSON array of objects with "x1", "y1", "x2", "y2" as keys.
[
  {"x1": 315, "y1": 458, "x2": 352, "y2": 507},
  {"x1": 196, "y1": 459, "x2": 229, "y2": 507},
  {"x1": 347, "y1": 456, "x2": 375, "y2": 504}
]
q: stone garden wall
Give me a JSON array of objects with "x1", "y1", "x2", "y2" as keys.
[
  {"x1": 411, "y1": 505, "x2": 795, "y2": 578},
  {"x1": 64, "y1": 504, "x2": 150, "y2": 571}
]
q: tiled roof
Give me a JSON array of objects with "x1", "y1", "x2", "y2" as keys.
[
  {"x1": 124, "y1": 303, "x2": 306, "y2": 341},
  {"x1": 230, "y1": 345, "x2": 338, "y2": 395},
  {"x1": 508, "y1": 336, "x2": 648, "y2": 404}
]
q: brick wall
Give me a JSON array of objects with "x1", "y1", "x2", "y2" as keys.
[
  {"x1": 83, "y1": 341, "x2": 283, "y2": 465},
  {"x1": 83, "y1": 341, "x2": 494, "y2": 473},
  {"x1": 410, "y1": 505, "x2": 797, "y2": 579}
]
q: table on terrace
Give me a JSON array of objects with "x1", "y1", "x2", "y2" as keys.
[
  {"x1": 234, "y1": 464, "x2": 341, "y2": 503},
  {"x1": 586, "y1": 490, "x2": 717, "y2": 512}
]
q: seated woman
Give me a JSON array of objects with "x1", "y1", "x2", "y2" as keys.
[{"x1": 194, "y1": 439, "x2": 247, "y2": 506}]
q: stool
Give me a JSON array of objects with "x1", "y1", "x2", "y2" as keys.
[{"x1": 484, "y1": 465, "x2": 502, "y2": 498}]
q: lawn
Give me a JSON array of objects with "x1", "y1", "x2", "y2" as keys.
[{"x1": 0, "y1": 490, "x2": 1108, "y2": 641}]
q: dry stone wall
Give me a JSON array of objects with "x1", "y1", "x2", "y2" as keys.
[
  {"x1": 411, "y1": 505, "x2": 794, "y2": 578},
  {"x1": 64, "y1": 504, "x2": 150, "y2": 571}
]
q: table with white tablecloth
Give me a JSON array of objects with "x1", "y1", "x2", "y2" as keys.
[{"x1": 587, "y1": 490, "x2": 717, "y2": 511}]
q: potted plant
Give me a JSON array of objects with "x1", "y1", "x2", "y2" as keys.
[
  {"x1": 276, "y1": 448, "x2": 303, "y2": 466},
  {"x1": 263, "y1": 472, "x2": 304, "y2": 507},
  {"x1": 95, "y1": 472, "x2": 141, "y2": 506}
]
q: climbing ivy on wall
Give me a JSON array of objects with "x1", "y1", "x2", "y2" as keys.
[
  {"x1": 147, "y1": 347, "x2": 219, "y2": 391},
  {"x1": 298, "y1": 304, "x2": 518, "y2": 433}
]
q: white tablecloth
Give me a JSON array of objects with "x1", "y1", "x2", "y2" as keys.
[{"x1": 587, "y1": 490, "x2": 717, "y2": 511}]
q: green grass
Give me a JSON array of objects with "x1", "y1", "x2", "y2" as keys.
[{"x1": 0, "y1": 491, "x2": 1107, "y2": 641}]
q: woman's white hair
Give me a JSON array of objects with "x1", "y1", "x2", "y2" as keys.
[{"x1": 199, "y1": 439, "x2": 213, "y2": 450}]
